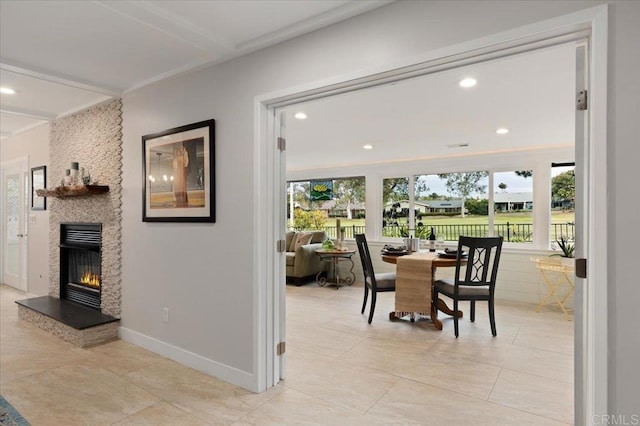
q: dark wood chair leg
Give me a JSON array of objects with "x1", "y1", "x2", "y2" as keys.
[
  {"x1": 470, "y1": 301, "x2": 475, "y2": 322},
  {"x1": 489, "y1": 298, "x2": 497, "y2": 336},
  {"x1": 368, "y1": 292, "x2": 377, "y2": 324},
  {"x1": 361, "y1": 286, "x2": 369, "y2": 314},
  {"x1": 454, "y1": 299, "x2": 459, "y2": 338}
]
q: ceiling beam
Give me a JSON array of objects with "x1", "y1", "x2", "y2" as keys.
[
  {"x1": 0, "y1": 60, "x2": 121, "y2": 97},
  {"x1": 236, "y1": 0, "x2": 394, "y2": 52},
  {"x1": 93, "y1": 0, "x2": 234, "y2": 54}
]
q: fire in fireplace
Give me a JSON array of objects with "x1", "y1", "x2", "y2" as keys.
[{"x1": 60, "y1": 223, "x2": 102, "y2": 310}]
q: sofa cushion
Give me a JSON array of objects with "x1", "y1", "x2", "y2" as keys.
[
  {"x1": 309, "y1": 230, "x2": 326, "y2": 243},
  {"x1": 293, "y1": 232, "x2": 314, "y2": 250}
]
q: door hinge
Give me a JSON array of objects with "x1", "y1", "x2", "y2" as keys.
[
  {"x1": 576, "y1": 258, "x2": 587, "y2": 279},
  {"x1": 577, "y1": 89, "x2": 588, "y2": 111},
  {"x1": 277, "y1": 341, "x2": 286, "y2": 356},
  {"x1": 277, "y1": 137, "x2": 286, "y2": 151},
  {"x1": 277, "y1": 239, "x2": 286, "y2": 252}
]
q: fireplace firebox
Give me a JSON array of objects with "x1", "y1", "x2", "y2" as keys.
[{"x1": 60, "y1": 223, "x2": 102, "y2": 310}]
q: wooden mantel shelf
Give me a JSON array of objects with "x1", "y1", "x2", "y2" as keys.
[{"x1": 36, "y1": 185, "x2": 109, "y2": 198}]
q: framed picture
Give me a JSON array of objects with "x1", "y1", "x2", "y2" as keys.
[
  {"x1": 142, "y1": 119, "x2": 215, "y2": 222},
  {"x1": 310, "y1": 180, "x2": 333, "y2": 201},
  {"x1": 31, "y1": 166, "x2": 46, "y2": 210}
]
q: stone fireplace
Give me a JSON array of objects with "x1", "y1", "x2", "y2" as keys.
[{"x1": 15, "y1": 99, "x2": 123, "y2": 347}]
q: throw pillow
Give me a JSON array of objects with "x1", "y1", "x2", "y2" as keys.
[
  {"x1": 288, "y1": 232, "x2": 299, "y2": 252},
  {"x1": 293, "y1": 232, "x2": 314, "y2": 251},
  {"x1": 285, "y1": 231, "x2": 295, "y2": 252}
]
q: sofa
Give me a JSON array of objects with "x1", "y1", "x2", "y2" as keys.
[{"x1": 285, "y1": 230, "x2": 327, "y2": 285}]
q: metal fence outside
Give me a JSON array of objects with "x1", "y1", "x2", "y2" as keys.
[{"x1": 290, "y1": 222, "x2": 575, "y2": 243}]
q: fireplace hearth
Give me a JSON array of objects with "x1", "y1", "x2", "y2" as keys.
[
  {"x1": 60, "y1": 223, "x2": 102, "y2": 310},
  {"x1": 16, "y1": 221, "x2": 119, "y2": 347}
]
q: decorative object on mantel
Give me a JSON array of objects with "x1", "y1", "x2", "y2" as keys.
[
  {"x1": 31, "y1": 165, "x2": 47, "y2": 210},
  {"x1": 142, "y1": 118, "x2": 215, "y2": 222},
  {"x1": 36, "y1": 184, "x2": 109, "y2": 198}
]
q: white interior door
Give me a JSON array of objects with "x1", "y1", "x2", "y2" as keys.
[
  {"x1": 275, "y1": 109, "x2": 287, "y2": 381},
  {"x1": 1, "y1": 157, "x2": 29, "y2": 291},
  {"x1": 573, "y1": 43, "x2": 588, "y2": 426}
]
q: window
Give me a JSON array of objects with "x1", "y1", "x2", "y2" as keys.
[
  {"x1": 382, "y1": 172, "x2": 490, "y2": 241},
  {"x1": 551, "y1": 164, "x2": 575, "y2": 244},
  {"x1": 287, "y1": 177, "x2": 365, "y2": 238},
  {"x1": 419, "y1": 172, "x2": 489, "y2": 241},
  {"x1": 493, "y1": 170, "x2": 534, "y2": 243},
  {"x1": 382, "y1": 177, "x2": 409, "y2": 237}
]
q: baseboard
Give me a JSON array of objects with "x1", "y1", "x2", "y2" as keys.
[{"x1": 118, "y1": 327, "x2": 259, "y2": 392}]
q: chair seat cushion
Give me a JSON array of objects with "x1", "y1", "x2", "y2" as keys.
[
  {"x1": 435, "y1": 278, "x2": 489, "y2": 298},
  {"x1": 367, "y1": 272, "x2": 396, "y2": 289}
]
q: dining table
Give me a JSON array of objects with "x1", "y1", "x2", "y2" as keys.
[{"x1": 382, "y1": 251, "x2": 465, "y2": 330}]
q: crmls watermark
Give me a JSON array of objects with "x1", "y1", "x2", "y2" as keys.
[{"x1": 592, "y1": 414, "x2": 639, "y2": 425}]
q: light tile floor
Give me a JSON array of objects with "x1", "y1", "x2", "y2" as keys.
[{"x1": 0, "y1": 283, "x2": 574, "y2": 425}]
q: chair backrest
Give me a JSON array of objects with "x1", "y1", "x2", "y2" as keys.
[
  {"x1": 355, "y1": 234, "x2": 376, "y2": 289},
  {"x1": 454, "y1": 236, "x2": 503, "y2": 292}
]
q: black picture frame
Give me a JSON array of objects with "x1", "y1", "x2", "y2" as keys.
[
  {"x1": 142, "y1": 119, "x2": 215, "y2": 222},
  {"x1": 31, "y1": 166, "x2": 46, "y2": 211}
]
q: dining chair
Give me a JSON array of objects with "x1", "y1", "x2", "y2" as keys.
[
  {"x1": 434, "y1": 236, "x2": 503, "y2": 337},
  {"x1": 355, "y1": 234, "x2": 396, "y2": 324}
]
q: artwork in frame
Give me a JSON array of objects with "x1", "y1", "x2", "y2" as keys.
[
  {"x1": 142, "y1": 119, "x2": 215, "y2": 222},
  {"x1": 31, "y1": 166, "x2": 46, "y2": 211},
  {"x1": 310, "y1": 180, "x2": 333, "y2": 201}
]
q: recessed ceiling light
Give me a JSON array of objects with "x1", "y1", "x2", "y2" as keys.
[
  {"x1": 496, "y1": 128, "x2": 510, "y2": 135},
  {"x1": 458, "y1": 78, "x2": 477, "y2": 88},
  {"x1": 294, "y1": 112, "x2": 307, "y2": 120},
  {"x1": 0, "y1": 87, "x2": 16, "y2": 95},
  {"x1": 362, "y1": 144, "x2": 374, "y2": 150}
]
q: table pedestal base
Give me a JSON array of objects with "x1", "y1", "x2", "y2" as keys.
[{"x1": 389, "y1": 298, "x2": 462, "y2": 330}]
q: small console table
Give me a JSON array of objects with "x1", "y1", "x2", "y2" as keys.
[
  {"x1": 531, "y1": 257, "x2": 575, "y2": 321},
  {"x1": 314, "y1": 249, "x2": 357, "y2": 289}
]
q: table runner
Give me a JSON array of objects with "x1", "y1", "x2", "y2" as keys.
[{"x1": 394, "y1": 252, "x2": 433, "y2": 318}]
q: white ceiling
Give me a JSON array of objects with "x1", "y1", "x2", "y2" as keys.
[
  {"x1": 285, "y1": 42, "x2": 577, "y2": 172},
  {"x1": 0, "y1": 0, "x2": 390, "y2": 139},
  {"x1": 1, "y1": 1, "x2": 576, "y2": 171}
]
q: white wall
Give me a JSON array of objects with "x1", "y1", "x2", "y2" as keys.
[
  {"x1": 0, "y1": 123, "x2": 50, "y2": 296},
  {"x1": 606, "y1": 0, "x2": 640, "y2": 416},
  {"x1": 117, "y1": 0, "x2": 637, "y2": 412}
]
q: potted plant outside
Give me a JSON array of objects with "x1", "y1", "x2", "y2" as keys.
[{"x1": 552, "y1": 235, "x2": 575, "y2": 267}]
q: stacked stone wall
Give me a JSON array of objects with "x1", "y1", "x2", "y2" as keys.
[{"x1": 48, "y1": 99, "x2": 123, "y2": 317}]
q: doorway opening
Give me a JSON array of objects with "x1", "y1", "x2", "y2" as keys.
[
  {"x1": 280, "y1": 42, "x2": 578, "y2": 423},
  {"x1": 256, "y1": 6, "x2": 607, "y2": 422}
]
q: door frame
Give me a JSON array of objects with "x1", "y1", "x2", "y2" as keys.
[
  {"x1": 253, "y1": 4, "x2": 608, "y2": 419},
  {"x1": 1, "y1": 156, "x2": 30, "y2": 291}
]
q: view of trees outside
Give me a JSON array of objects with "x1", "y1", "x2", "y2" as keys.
[
  {"x1": 493, "y1": 170, "x2": 534, "y2": 243},
  {"x1": 382, "y1": 173, "x2": 490, "y2": 238},
  {"x1": 551, "y1": 165, "x2": 576, "y2": 243},
  {"x1": 288, "y1": 166, "x2": 575, "y2": 244},
  {"x1": 287, "y1": 177, "x2": 365, "y2": 237}
]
